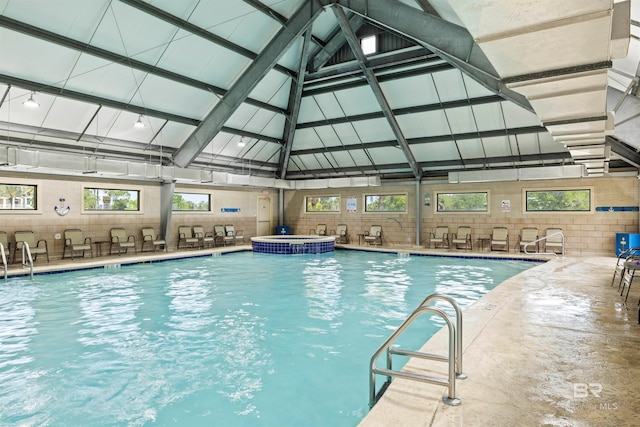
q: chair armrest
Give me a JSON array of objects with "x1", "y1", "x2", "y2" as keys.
[
  {"x1": 65, "y1": 237, "x2": 72, "y2": 246},
  {"x1": 84, "y1": 237, "x2": 92, "y2": 245},
  {"x1": 127, "y1": 235, "x2": 136, "y2": 243},
  {"x1": 37, "y1": 239, "x2": 48, "y2": 249}
]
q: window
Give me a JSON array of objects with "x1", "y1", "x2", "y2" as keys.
[
  {"x1": 526, "y1": 189, "x2": 591, "y2": 212},
  {"x1": 0, "y1": 184, "x2": 36, "y2": 210},
  {"x1": 306, "y1": 196, "x2": 340, "y2": 212},
  {"x1": 84, "y1": 188, "x2": 140, "y2": 211},
  {"x1": 364, "y1": 194, "x2": 407, "y2": 212},
  {"x1": 361, "y1": 35, "x2": 377, "y2": 55},
  {"x1": 437, "y1": 192, "x2": 488, "y2": 212},
  {"x1": 172, "y1": 192, "x2": 211, "y2": 211}
]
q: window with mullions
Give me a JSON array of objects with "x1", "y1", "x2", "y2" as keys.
[
  {"x1": 0, "y1": 184, "x2": 36, "y2": 210},
  {"x1": 436, "y1": 192, "x2": 488, "y2": 212},
  {"x1": 364, "y1": 194, "x2": 407, "y2": 212},
  {"x1": 172, "y1": 193, "x2": 211, "y2": 211},
  {"x1": 526, "y1": 189, "x2": 590, "y2": 212},
  {"x1": 306, "y1": 196, "x2": 340, "y2": 212},
  {"x1": 84, "y1": 188, "x2": 140, "y2": 211}
]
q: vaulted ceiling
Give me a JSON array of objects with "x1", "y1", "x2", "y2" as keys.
[{"x1": 0, "y1": 0, "x2": 639, "y2": 185}]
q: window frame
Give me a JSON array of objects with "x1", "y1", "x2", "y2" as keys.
[
  {"x1": 305, "y1": 195, "x2": 341, "y2": 213},
  {"x1": 172, "y1": 192, "x2": 211, "y2": 212},
  {"x1": 524, "y1": 187, "x2": 593, "y2": 213},
  {"x1": 363, "y1": 193, "x2": 408, "y2": 213},
  {"x1": 82, "y1": 186, "x2": 142, "y2": 213},
  {"x1": 0, "y1": 183, "x2": 38, "y2": 211},
  {"x1": 435, "y1": 191, "x2": 490, "y2": 213}
]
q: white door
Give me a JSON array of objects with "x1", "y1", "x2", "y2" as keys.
[{"x1": 257, "y1": 196, "x2": 271, "y2": 236}]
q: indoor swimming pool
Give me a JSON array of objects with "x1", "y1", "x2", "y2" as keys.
[{"x1": 0, "y1": 250, "x2": 538, "y2": 426}]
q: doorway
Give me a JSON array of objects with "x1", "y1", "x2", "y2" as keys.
[{"x1": 257, "y1": 196, "x2": 272, "y2": 236}]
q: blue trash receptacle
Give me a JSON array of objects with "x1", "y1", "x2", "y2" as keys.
[
  {"x1": 616, "y1": 233, "x2": 640, "y2": 256},
  {"x1": 277, "y1": 225, "x2": 290, "y2": 235}
]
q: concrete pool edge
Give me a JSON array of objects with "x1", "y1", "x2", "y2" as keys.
[{"x1": 358, "y1": 256, "x2": 640, "y2": 427}]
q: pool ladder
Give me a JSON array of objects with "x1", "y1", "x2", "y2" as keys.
[
  {"x1": 369, "y1": 294, "x2": 465, "y2": 408},
  {"x1": 524, "y1": 231, "x2": 565, "y2": 256},
  {"x1": 21, "y1": 242, "x2": 34, "y2": 278},
  {"x1": 0, "y1": 242, "x2": 6, "y2": 280}
]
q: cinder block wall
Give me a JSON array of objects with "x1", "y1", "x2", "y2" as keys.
[
  {"x1": 284, "y1": 176, "x2": 639, "y2": 256},
  {"x1": 0, "y1": 173, "x2": 278, "y2": 259}
]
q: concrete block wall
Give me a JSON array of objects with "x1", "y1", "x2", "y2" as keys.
[
  {"x1": 285, "y1": 176, "x2": 639, "y2": 256},
  {"x1": 0, "y1": 173, "x2": 279, "y2": 260}
]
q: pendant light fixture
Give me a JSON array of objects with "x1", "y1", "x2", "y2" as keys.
[{"x1": 23, "y1": 91, "x2": 40, "y2": 108}]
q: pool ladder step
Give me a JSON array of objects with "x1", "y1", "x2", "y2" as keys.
[{"x1": 369, "y1": 294, "x2": 464, "y2": 408}]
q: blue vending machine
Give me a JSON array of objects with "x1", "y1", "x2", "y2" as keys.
[{"x1": 615, "y1": 233, "x2": 640, "y2": 256}]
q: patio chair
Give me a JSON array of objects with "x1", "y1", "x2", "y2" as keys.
[
  {"x1": 518, "y1": 227, "x2": 539, "y2": 253},
  {"x1": 310, "y1": 224, "x2": 327, "y2": 235},
  {"x1": 490, "y1": 227, "x2": 509, "y2": 252},
  {"x1": 451, "y1": 226, "x2": 472, "y2": 250},
  {"x1": 213, "y1": 224, "x2": 226, "y2": 247},
  {"x1": 224, "y1": 225, "x2": 244, "y2": 246},
  {"x1": 193, "y1": 225, "x2": 214, "y2": 248},
  {"x1": 428, "y1": 226, "x2": 449, "y2": 249},
  {"x1": 141, "y1": 227, "x2": 166, "y2": 252},
  {"x1": 0, "y1": 231, "x2": 12, "y2": 264},
  {"x1": 544, "y1": 228, "x2": 564, "y2": 254},
  {"x1": 178, "y1": 226, "x2": 200, "y2": 249},
  {"x1": 14, "y1": 230, "x2": 49, "y2": 263},
  {"x1": 363, "y1": 225, "x2": 382, "y2": 245},
  {"x1": 611, "y1": 247, "x2": 640, "y2": 288},
  {"x1": 331, "y1": 224, "x2": 348, "y2": 244},
  {"x1": 63, "y1": 229, "x2": 93, "y2": 259},
  {"x1": 110, "y1": 228, "x2": 137, "y2": 255}
]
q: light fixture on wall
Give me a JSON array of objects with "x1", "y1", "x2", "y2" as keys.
[
  {"x1": 23, "y1": 91, "x2": 40, "y2": 108},
  {"x1": 237, "y1": 137, "x2": 246, "y2": 148},
  {"x1": 134, "y1": 115, "x2": 145, "y2": 128}
]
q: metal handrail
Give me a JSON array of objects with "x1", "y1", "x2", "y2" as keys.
[
  {"x1": 21, "y1": 242, "x2": 33, "y2": 278},
  {"x1": 524, "y1": 231, "x2": 565, "y2": 256},
  {"x1": 418, "y1": 294, "x2": 465, "y2": 379},
  {"x1": 0, "y1": 243, "x2": 6, "y2": 280},
  {"x1": 369, "y1": 295, "x2": 463, "y2": 408}
]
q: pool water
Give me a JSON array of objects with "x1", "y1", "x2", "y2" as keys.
[{"x1": 0, "y1": 251, "x2": 537, "y2": 426}]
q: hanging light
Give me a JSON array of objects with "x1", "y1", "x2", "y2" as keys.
[
  {"x1": 134, "y1": 115, "x2": 145, "y2": 128},
  {"x1": 23, "y1": 91, "x2": 40, "y2": 108},
  {"x1": 237, "y1": 137, "x2": 246, "y2": 148}
]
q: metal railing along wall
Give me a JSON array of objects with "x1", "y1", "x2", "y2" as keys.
[
  {"x1": 524, "y1": 231, "x2": 565, "y2": 256},
  {"x1": 369, "y1": 294, "x2": 464, "y2": 408}
]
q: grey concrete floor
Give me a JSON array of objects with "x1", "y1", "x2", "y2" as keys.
[{"x1": 359, "y1": 256, "x2": 640, "y2": 427}]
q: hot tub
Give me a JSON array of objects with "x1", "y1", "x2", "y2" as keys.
[{"x1": 251, "y1": 235, "x2": 335, "y2": 254}]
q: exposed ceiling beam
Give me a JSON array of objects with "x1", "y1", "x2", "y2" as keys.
[
  {"x1": 333, "y1": 5, "x2": 422, "y2": 179},
  {"x1": 278, "y1": 29, "x2": 314, "y2": 179},
  {"x1": 413, "y1": 0, "x2": 439, "y2": 16},
  {"x1": 285, "y1": 152, "x2": 573, "y2": 178},
  {"x1": 172, "y1": 1, "x2": 329, "y2": 168},
  {"x1": 241, "y1": 0, "x2": 328, "y2": 49},
  {"x1": 607, "y1": 135, "x2": 640, "y2": 168},
  {"x1": 0, "y1": 15, "x2": 286, "y2": 116},
  {"x1": 303, "y1": 61, "x2": 452, "y2": 97},
  {"x1": 291, "y1": 126, "x2": 547, "y2": 155},
  {"x1": 503, "y1": 61, "x2": 612, "y2": 84},
  {"x1": 118, "y1": 0, "x2": 294, "y2": 77},
  {"x1": 305, "y1": 47, "x2": 439, "y2": 84},
  {"x1": 335, "y1": 0, "x2": 533, "y2": 112},
  {"x1": 0, "y1": 73, "x2": 200, "y2": 126},
  {"x1": 310, "y1": 13, "x2": 366, "y2": 72},
  {"x1": 297, "y1": 94, "x2": 503, "y2": 129}
]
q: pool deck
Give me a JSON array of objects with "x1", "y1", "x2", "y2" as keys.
[{"x1": 3, "y1": 243, "x2": 638, "y2": 426}]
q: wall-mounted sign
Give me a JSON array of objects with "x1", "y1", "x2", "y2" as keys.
[
  {"x1": 501, "y1": 200, "x2": 511, "y2": 212},
  {"x1": 347, "y1": 196, "x2": 357, "y2": 213},
  {"x1": 221, "y1": 208, "x2": 241, "y2": 213}
]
